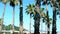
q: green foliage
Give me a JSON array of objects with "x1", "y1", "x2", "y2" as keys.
[
  {"x1": 5, "y1": 24, "x2": 12, "y2": 30},
  {"x1": 23, "y1": 29, "x2": 28, "y2": 31},
  {"x1": 49, "y1": 0, "x2": 60, "y2": 8},
  {"x1": 14, "y1": 26, "x2": 19, "y2": 31},
  {"x1": 2, "y1": 24, "x2": 28, "y2": 34},
  {"x1": 42, "y1": 0, "x2": 50, "y2": 5},
  {"x1": 2, "y1": 24, "x2": 6, "y2": 30},
  {"x1": 26, "y1": 4, "x2": 45, "y2": 18},
  {"x1": 0, "y1": 18, "x2": 1, "y2": 21},
  {"x1": 56, "y1": 8, "x2": 60, "y2": 15},
  {"x1": 5, "y1": 32, "x2": 10, "y2": 34},
  {"x1": 40, "y1": 11, "x2": 46, "y2": 18},
  {"x1": 2, "y1": 0, "x2": 9, "y2": 4},
  {"x1": 10, "y1": 0, "x2": 19, "y2": 7},
  {"x1": 25, "y1": 4, "x2": 35, "y2": 15},
  {"x1": 2, "y1": 24, "x2": 28, "y2": 31},
  {"x1": 14, "y1": 0, "x2": 19, "y2": 5},
  {"x1": 10, "y1": 0, "x2": 15, "y2": 7},
  {"x1": 43, "y1": 17, "x2": 52, "y2": 24},
  {"x1": 56, "y1": 0, "x2": 60, "y2": 2}
]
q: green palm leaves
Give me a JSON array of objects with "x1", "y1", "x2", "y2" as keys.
[
  {"x1": 42, "y1": 0, "x2": 50, "y2": 5},
  {"x1": 26, "y1": 4, "x2": 46, "y2": 18},
  {"x1": 49, "y1": 0, "x2": 60, "y2": 18},
  {"x1": 50, "y1": 0, "x2": 60, "y2": 8},
  {"x1": 0, "y1": 18, "x2": 2, "y2": 23},
  {"x1": 39, "y1": 8, "x2": 45, "y2": 18},
  {"x1": 10, "y1": 0, "x2": 19, "y2": 7},
  {"x1": 14, "y1": 0, "x2": 19, "y2": 5},
  {"x1": 43, "y1": 17, "x2": 52, "y2": 24},
  {"x1": 2, "y1": 0, "x2": 9, "y2": 4},
  {"x1": 26, "y1": 4, "x2": 35, "y2": 15}
]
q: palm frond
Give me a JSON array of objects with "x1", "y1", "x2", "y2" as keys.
[
  {"x1": 10, "y1": 0, "x2": 15, "y2": 7},
  {"x1": 25, "y1": 4, "x2": 35, "y2": 15},
  {"x1": 14, "y1": 0, "x2": 19, "y2": 5},
  {"x1": 2, "y1": 0, "x2": 9, "y2": 4}
]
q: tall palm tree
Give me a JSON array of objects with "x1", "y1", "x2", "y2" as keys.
[
  {"x1": 56, "y1": 0, "x2": 60, "y2": 17},
  {"x1": 50, "y1": 0, "x2": 60, "y2": 34},
  {"x1": 43, "y1": 16, "x2": 52, "y2": 34},
  {"x1": 52, "y1": 0, "x2": 60, "y2": 34},
  {"x1": 25, "y1": 4, "x2": 35, "y2": 34},
  {"x1": 19, "y1": 0, "x2": 23, "y2": 34},
  {"x1": 10, "y1": 0, "x2": 18, "y2": 34},
  {"x1": 52, "y1": 2, "x2": 57, "y2": 34},
  {"x1": 39, "y1": 7, "x2": 52, "y2": 34},
  {"x1": 10, "y1": 0, "x2": 15, "y2": 34},
  {"x1": 42, "y1": 0, "x2": 51, "y2": 34},
  {"x1": 34, "y1": 0, "x2": 41, "y2": 34},
  {"x1": 50, "y1": 0, "x2": 57, "y2": 34},
  {"x1": 26, "y1": 4, "x2": 45, "y2": 34},
  {"x1": 1, "y1": 0, "x2": 9, "y2": 34},
  {"x1": 2, "y1": 0, "x2": 9, "y2": 18}
]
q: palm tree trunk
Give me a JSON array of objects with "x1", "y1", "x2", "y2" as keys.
[
  {"x1": 52, "y1": 0, "x2": 57, "y2": 34},
  {"x1": 19, "y1": 0, "x2": 23, "y2": 34},
  {"x1": 47, "y1": 23, "x2": 50, "y2": 34},
  {"x1": 52, "y1": 7, "x2": 56, "y2": 34},
  {"x1": 34, "y1": 12, "x2": 40, "y2": 34},
  {"x1": 34, "y1": 0, "x2": 40, "y2": 34},
  {"x1": 47, "y1": 11, "x2": 50, "y2": 34},
  {"x1": 12, "y1": 7, "x2": 15, "y2": 34},
  {"x1": 46, "y1": 3, "x2": 50, "y2": 34},
  {"x1": 30, "y1": 14, "x2": 32, "y2": 34},
  {"x1": 0, "y1": 4, "x2": 6, "y2": 34}
]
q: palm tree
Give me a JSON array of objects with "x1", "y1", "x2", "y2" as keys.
[
  {"x1": 43, "y1": 16, "x2": 52, "y2": 34},
  {"x1": 10, "y1": 0, "x2": 18, "y2": 34},
  {"x1": 1, "y1": 0, "x2": 9, "y2": 34},
  {"x1": 52, "y1": 0, "x2": 60, "y2": 34},
  {"x1": 10, "y1": 0, "x2": 15, "y2": 34},
  {"x1": 39, "y1": 8, "x2": 52, "y2": 34},
  {"x1": 2, "y1": 0, "x2": 9, "y2": 19},
  {"x1": 19, "y1": 0, "x2": 23, "y2": 34},
  {"x1": 56, "y1": 1, "x2": 60, "y2": 17},
  {"x1": 26, "y1": 4, "x2": 35, "y2": 34},
  {"x1": 26, "y1": 4, "x2": 45, "y2": 34},
  {"x1": 34, "y1": 0, "x2": 41, "y2": 34},
  {"x1": 50, "y1": 0, "x2": 60, "y2": 34},
  {"x1": 50, "y1": 0, "x2": 57, "y2": 34},
  {"x1": 42, "y1": 0, "x2": 51, "y2": 34}
]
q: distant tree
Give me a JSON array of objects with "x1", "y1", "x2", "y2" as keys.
[
  {"x1": 26, "y1": 4, "x2": 35, "y2": 34},
  {"x1": 5, "y1": 32, "x2": 10, "y2": 34},
  {"x1": 43, "y1": 17, "x2": 52, "y2": 34},
  {"x1": 10, "y1": 0, "x2": 18, "y2": 34},
  {"x1": 42, "y1": 0, "x2": 51, "y2": 34}
]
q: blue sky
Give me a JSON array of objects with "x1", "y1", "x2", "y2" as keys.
[{"x1": 0, "y1": 0, "x2": 60, "y2": 32}]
